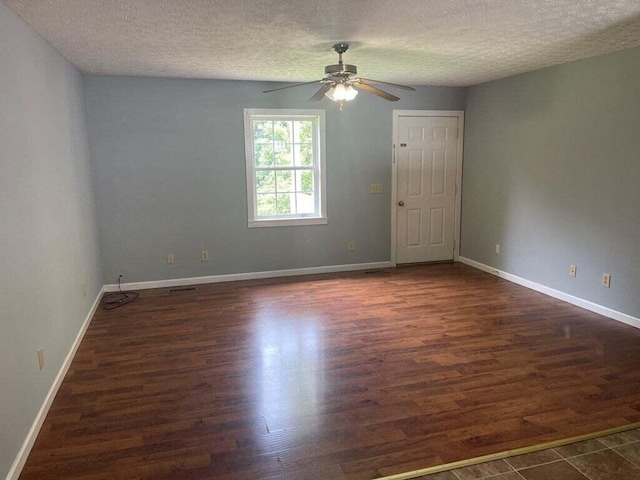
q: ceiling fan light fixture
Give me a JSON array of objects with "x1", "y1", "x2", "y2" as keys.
[
  {"x1": 263, "y1": 43, "x2": 414, "y2": 105},
  {"x1": 325, "y1": 83, "x2": 358, "y2": 102}
]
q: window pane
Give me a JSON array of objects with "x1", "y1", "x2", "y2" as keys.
[
  {"x1": 256, "y1": 170, "x2": 275, "y2": 193},
  {"x1": 256, "y1": 194, "x2": 276, "y2": 216},
  {"x1": 276, "y1": 193, "x2": 292, "y2": 215},
  {"x1": 275, "y1": 142, "x2": 292, "y2": 166},
  {"x1": 296, "y1": 192, "x2": 315, "y2": 214},
  {"x1": 295, "y1": 121, "x2": 313, "y2": 144},
  {"x1": 298, "y1": 143, "x2": 313, "y2": 166},
  {"x1": 254, "y1": 143, "x2": 274, "y2": 167},
  {"x1": 296, "y1": 170, "x2": 314, "y2": 192},
  {"x1": 273, "y1": 121, "x2": 292, "y2": 144},
  {"x1": 253, "y1": 120, "x2": 273, "y2": 143},
  {"x1": 276, "y1": 170, "x2": 293, "y2": 192}
]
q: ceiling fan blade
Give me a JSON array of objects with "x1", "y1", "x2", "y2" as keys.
[
  {"x1": 309, "y1": 83, "x2": 333, "y2": 102},
  {"x1": 353, "y1": 82, "x2": 400, "y2": 102},
  {"x1": 263, "y1": 80, "x2": 323, "y2": 93},
  {"x1": 357, "y1": 78, "x2": 415, "y2": 91}
]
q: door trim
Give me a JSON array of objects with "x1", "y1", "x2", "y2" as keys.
[{"x1": 391, "y1": 110, "x2": 464, "y2": 266}]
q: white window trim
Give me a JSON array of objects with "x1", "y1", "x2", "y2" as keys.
[{"x1": 244, "y1": 108, "x2": 327, "y2": 228}]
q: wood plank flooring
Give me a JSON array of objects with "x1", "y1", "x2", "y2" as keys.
[{"x1": 19, "y1": 263, "x2": 640, "y2": 479}]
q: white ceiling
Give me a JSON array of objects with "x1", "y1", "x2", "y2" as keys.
[{"x1": 4, "y1": 0, "x2": 640, "y2": 86}]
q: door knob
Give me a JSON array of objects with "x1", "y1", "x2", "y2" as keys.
[{"x1": 398, "y1": 201, "x2": 405, "y2": 206}]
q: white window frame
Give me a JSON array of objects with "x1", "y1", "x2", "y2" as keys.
[{"x1": 244, "y1": 108, "x2": 327, "y2": 228}]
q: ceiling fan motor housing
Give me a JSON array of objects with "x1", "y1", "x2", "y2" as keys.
[{"x1": 325, "y1": 63, "x2": 357, "y2": 76}]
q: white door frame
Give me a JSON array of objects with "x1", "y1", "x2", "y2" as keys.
[{"x1": 391, "y1": 110, "x2": 465, "y2": 266}]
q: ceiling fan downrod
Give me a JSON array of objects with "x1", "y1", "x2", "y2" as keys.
[
  {"x1": 333, "y1": 43, "x2": 349, "y2": 62},
  {"x1": 325, "y1": 43, "x2": 357, "y2": 77}
]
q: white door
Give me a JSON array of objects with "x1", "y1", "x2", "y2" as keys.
[{"x1": 396, "y1": 115, "x2": 459, "y2": 264}]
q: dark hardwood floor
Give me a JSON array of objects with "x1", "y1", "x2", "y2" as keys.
[{"x1": 20, "y1": 263, "x2": 640, "y2": 479}]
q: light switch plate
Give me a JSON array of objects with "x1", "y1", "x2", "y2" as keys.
[{"x1": 369, "y1": 184, "x2": 383, "y2": 194}]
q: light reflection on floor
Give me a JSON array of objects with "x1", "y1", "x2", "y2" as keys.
[{"x1": 254, "y1": 307, "x2": 325, "y2": 450}]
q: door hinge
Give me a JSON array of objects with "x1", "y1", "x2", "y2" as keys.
[{"x1": 453, "y1": 240, "x2": 456, "y2": 251}]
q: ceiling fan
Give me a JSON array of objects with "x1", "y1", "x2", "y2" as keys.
[{"x1": 263, "y1": 43, "x2": 415, "y2": 108}]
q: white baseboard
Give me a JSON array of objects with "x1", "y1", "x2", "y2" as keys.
[
  {"x1": 6, "y1": 286, "x2": 105, "y2": 480},
  {"x1": 458, "y1": 256, "x2": 640, "y2": 330},
  {"x1": 104, "y1": 261, "x2": 394, "y2": 292}
]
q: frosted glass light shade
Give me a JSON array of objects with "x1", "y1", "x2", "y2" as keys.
[
  {"x1": 343, "y1": 85, "x2": 358, "y2": 100},
  {"x1": 325, "y1": 84, "x2": 358, "y2": 102}
]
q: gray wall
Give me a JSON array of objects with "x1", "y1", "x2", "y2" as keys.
[
  {"x1": 84, "y1": 75, "x2": 465, "y2": 283},
  {"x1": 462, "y1": 46, "x2": 640, "y2": 319},
  {"x1": 0, "y1": 3, "x2": 102, "y2": 477}
]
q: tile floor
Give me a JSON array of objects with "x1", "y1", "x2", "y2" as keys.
[{"x1": 416, "y1": 428, "x2": 640, "y2": 480}]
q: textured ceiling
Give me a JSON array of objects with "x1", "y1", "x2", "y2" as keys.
[{"x1": 4, "y1": 0, "x2": 640, "y2": 86}]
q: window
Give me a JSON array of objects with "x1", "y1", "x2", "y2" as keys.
[{"x1": 244, "y1": 109, "x2": 326, "y2": 228}]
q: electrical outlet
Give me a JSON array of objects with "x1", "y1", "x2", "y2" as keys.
[
  {"x1": 495, "y1": 244, "x2": 500, "y2": 254},
  {"x1": 348, "y1": 240, "x2": 355, "y2": 251},
  {"x1": 201, "y1": 250, "x2": 209, "y2": 262},
  {"x1": 167, "y1": 254, "x2": 175, "y2": 265},
  {"x1": 569, "y1": 265, "x2": 577, "y2": 277},
  {"x1": 602, "y1": 273, "x2": 611, "y2": 288},
  {"x1": 369, "y1": 184, "x2": 383, "y2": 194},
  {"x1": 37, "y1": 348, "x2": 45, "y2": 370}
]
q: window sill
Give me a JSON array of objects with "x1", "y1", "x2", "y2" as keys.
[{"x1": 248, "y1": 217, "x2": 327, "y2": 228}]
